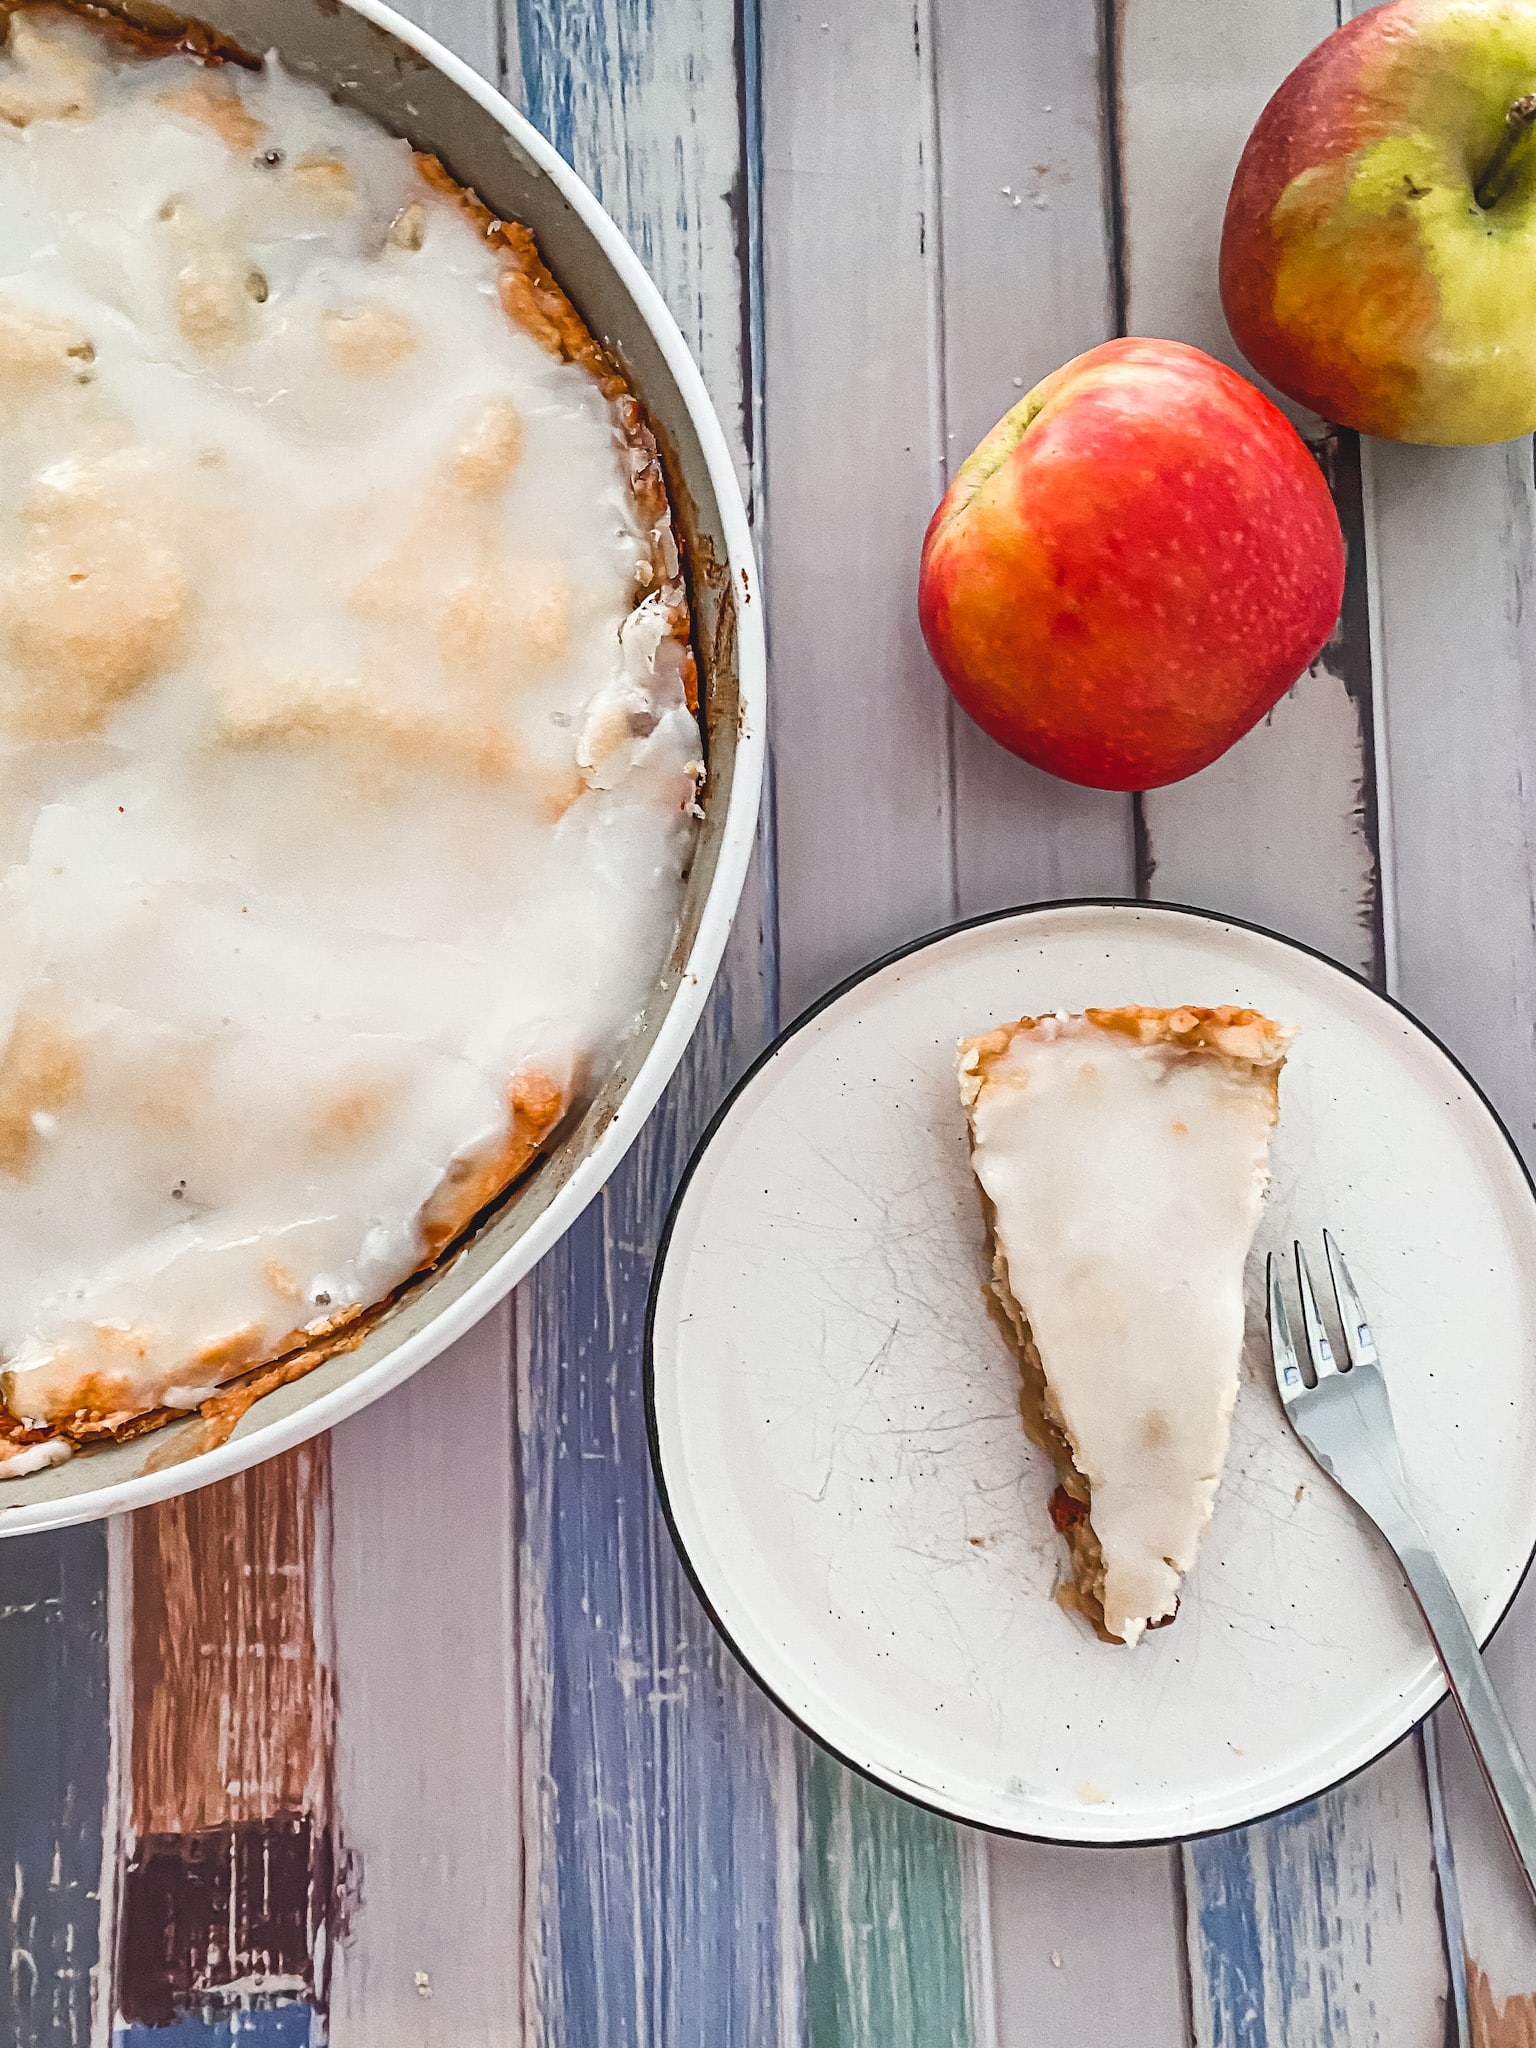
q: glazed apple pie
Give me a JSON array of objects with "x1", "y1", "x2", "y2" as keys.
[
  {"x1": 0, "y1": 7, "x2": 703, "y2": 1472},
  {"x1": 958, "y1": 1006, "x2": 1294, "y2": 1644}
]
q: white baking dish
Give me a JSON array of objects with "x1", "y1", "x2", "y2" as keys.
[{"x1": 0, "y1": 0, "x2": 764, "y2": 1532}]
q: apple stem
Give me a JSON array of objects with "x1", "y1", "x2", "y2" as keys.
[{"x1": 1475, "y1": 94, "x2": 1536, "y2": 211}]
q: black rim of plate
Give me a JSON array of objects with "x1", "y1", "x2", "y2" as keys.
[{"x1": 642, "y1": 896, "x2": 1536, "y2": 1848}]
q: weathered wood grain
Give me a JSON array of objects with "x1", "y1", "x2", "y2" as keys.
[
  {"x1": 510, "y1": 3, "x2": 792, "y2": 2045},
  {"x1": 1363, "y1": 438, "x2": 1536, "y2": 1166},
  {"x1": 936, "y1": 0, "x2": 1134, "y2": 915},
  {"x1": 1470, "y1": 1963, "x2": 1536, "y2": 2048},
  {"x1": 114, "y1": 2012, "x2": 318, "y2": 2046},
  {"x1": 279, "y1": 0, "x2": 783, "y2": 2039},
  {"x1": 1113, "y1": 1, "x2": 1452, "y2": 2040},
  {"x1": 519, "y1": 1163, "x2": 787, "y2": 2048},
  {"x1": 934, "y1": 0, "x2": 1190, "y2": 2025},
  {"x1": 1186, "y1": 1756, "x2": 1448, "y2": 2048},
  {"x1": 326, "y1": 1308, "x2": 521, "y2": 2048},
  {"x1": 799, "y1": 1760, "x2": 972, "y2": 2048},
  {"x1": 1362, "y1": 431, "x2": 1536, "y2": 2039},
  {"x1": 294, "y1": 4, "x2": 527, "y2": 2040},
  {"x1": 0, "y1": 1526, "x2": 109, "y2": 2048},
  {"x1": 403, "y1": 0, "x2": 504, "y2": 85},
  {"x1": 1141, "y1": 426, "x2": 1382, "y2": 977},
  {"x1": 761, "y1": 0, "x2": 959, "y2": 1021},
  {"x1": 986, "y1": 1840, "x2": 1190, "y2": 2044},
  {"x1": 514, "y1": 0, "x2": 753, "y2": 505},
  {"x1": 116, "y1": 1447, "x2": 333, "y2": 2033},
  {"x1": 761, "y1": 0, "x2": 1194, "y2": 2036},
  {"x1": 127, "y1": 1448, "x2": 330, "y2": 1840},
  {"x1": 1121, "y1": 0, "x2": 1380, "y2": 974},
  {"x1": 1420, "y1": 1716, "x2": 1473, "y2": 2048}
]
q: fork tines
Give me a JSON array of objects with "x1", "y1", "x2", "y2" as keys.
[
  {"x1": 1266, "y1": 1253, "x2": 1306, "y2": 1406},
  {"x1": 1323, "y1": 1229, "x2": 1379, "y2": 1370},
  {"x1": 1266, "y1": 1233, "x2": 1376, "y2": 1401}
]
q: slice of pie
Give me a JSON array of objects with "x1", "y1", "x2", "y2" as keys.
[{"x1": 957, "y1": 1006, "x2": 1294, "y2": 1645}]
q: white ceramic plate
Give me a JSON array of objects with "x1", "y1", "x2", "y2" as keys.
[{"x1": 647, "y1": 902, "x2": 1536, "y2": 1842}]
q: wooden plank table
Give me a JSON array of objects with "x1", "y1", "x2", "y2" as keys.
[{"x1": 2, "y1": 0, "x2": 1534, "y2": 2041}]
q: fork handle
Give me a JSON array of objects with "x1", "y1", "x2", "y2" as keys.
[{"x1": 1387, "y1": 1514, "x2": 1536, "y2": 1907}]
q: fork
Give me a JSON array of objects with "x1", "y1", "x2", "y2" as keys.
[{"x1": 1268, "y1": 1232, "x2": 1536, "y2": 1906}]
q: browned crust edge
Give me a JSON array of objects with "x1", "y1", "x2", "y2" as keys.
[
  {"x1": 972, "y1": 1181, "x2": 1121, "y2": 1645},
  {"x1": 0, "y1": 2, "x2": 701, "y2": 1465},
  {"x1": 411, "y1": 153, "x2": 699, "y2": 716},
  {"x1": 961, "y1": 1005, "x2": 1294, "y2": 1087},
  {"x1": 0, "y1": 0, "x2": 258, "y2": 66}
]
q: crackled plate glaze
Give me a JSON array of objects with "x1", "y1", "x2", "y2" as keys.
[{"x1": 648, "y1": 902, "x2": 1536, "y2": 1842}]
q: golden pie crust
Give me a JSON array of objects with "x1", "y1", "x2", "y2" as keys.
[{"x1": 0, "y1": 1, "x2": 699, "y2": 1469}]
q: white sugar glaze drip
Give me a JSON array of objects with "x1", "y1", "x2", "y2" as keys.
[
  {"x1": 964, "y1": 1015, "x2": 1288, "y2": 1644},
  {"x1": 0, "y1": 12, "x2": 701, "y2": 1436}
]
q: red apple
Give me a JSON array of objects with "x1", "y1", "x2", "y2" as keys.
[
  {"x1": 918, "y1": 339, "x2": 1346, "y2": 792},
  {"x1": 1221, "y1": 1, "x2": 1536, "y2": 446}
]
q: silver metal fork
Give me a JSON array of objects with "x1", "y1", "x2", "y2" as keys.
[{"x1": 1268, "y1": 1232, "x2": 1536, "y2": 1905}]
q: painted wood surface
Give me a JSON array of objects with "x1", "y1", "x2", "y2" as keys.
[
  {"x1": 2, "y1": 0, "x2": 1535, "y2": 2042},
  {"x1": 326, "y1": 1307, "x2": 521, "y2": 2048},
  {"x1": 117, "y1": 1447, "x2": 334, "y2": 2031},
  {"x1": 508, "y1": 4, "x2": 795, "y2": 2045},
  {"x1": 759, "y1": 0, "x2": 1189, "y2": 2035},
  {"x1": 1112, "y1": 2, "x2": 1461, "y2": 2041},
  {"x1": 1363, "y1": 429, "x2": 1536, "y2": 2040},
  {"x1": 1120, "y1": 0, "x2": 1381, "y2": 979},
  {"x1": 0, "y1": 1525, "x2": 108, "y2": 2048},
  {"x1": 934, "y1": 0, "x2": 1134, "y2": 916}
]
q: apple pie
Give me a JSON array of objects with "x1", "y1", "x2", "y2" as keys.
[
  {"x1": 0, "y1": 6, "x2": 703, "y2": 1472},
  {"x1": 958, "y1": 1006, "x2": 1294, "y2": 1643}
]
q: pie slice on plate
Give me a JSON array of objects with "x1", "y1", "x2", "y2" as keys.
[{"x1": 958, "y1": 1006, "x2": 1294, "y2": 1645}]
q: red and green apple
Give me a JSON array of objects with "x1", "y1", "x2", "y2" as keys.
[
  {"x1": 917, "y1": 338, "x2": 1346, "y2": 793},
  {"x1": 1221, "y1": 0, "x2": 1536, "y2": 445}
]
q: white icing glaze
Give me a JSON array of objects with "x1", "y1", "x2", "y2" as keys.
[
  {"x1": 962, "y1": 1014, "x2": 1290, "y2": 1644},
  {"x1": 0, "y1": 1434, "x2": 73, "y2": 1476},
  {"x1": 0, "y1": 13, "x2": 701, "y2": 1435}
]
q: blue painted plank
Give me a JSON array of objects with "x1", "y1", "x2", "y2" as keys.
[
  {"x1": 1185, "y1": 1752, "x2": 1448, "y2": 2047},
  {"x1": 511, "y1": 0, "x2": 754, "y2": 440},
  {"x1": 116, "y1": 2008, "x2": 319, "y2": 2046},
  {"x1": 0, "y1": 1523, "x2": 110, "y2": 2048},
  {"x1": 1187, "y1": 1825, "x2": 1270, "y2": 2048},
  {"x1": 513, "y1": 0, "x2": 1002, "y2": 2037},
  {"x1": 520, "y1": 957, "x2": 787, "y2": 2046},
  {"x1": 510, "y1": 2, "x2": 793, "y2": 2043}
]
